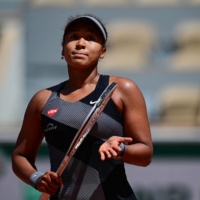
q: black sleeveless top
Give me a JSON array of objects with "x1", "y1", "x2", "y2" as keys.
[{"x1": 41, "y1": 75, "x2": 137, "y2": 200}]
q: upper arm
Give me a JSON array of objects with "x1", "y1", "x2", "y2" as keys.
[
  {"x1": 113, "y1": 78, "x2": 152, "y2": 149},
  {"x1": 13, "y1": 89, "x2": 51, "y2": 163}
]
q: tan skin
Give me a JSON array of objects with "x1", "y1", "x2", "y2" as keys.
[{"x1": 12, "y1": 21, "x2": 153, "y2": 196}]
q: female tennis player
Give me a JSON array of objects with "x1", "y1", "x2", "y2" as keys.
[{"x1": 12, "y1": 14, "x2": 153, "y2": 200}]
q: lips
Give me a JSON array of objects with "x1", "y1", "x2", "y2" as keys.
[{"x1": 72, "y1": 52, "x2": 88, "y2": 56}]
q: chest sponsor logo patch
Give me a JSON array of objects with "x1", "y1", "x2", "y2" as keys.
[{"x1": 47, "y1": 108, "x2": 58, "y2": 117}]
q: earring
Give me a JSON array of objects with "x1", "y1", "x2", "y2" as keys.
[{"x1": 61, "y1": 56, "x2": 64, "y2": 60}]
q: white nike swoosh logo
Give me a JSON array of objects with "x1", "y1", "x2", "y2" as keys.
[{"x1": 90, "y1": 100, "x2": 98, "y2": 104}]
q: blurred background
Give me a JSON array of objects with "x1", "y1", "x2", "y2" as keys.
[{"x1": 0, "y1": 0, "x2": 200, "y2": 199}]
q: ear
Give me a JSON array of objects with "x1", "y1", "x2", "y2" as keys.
[
  {"x1": 99, "y1": 47, "x2": 106, "y2": 59},
  {"x1": 61, "y1": 49, "x2": 64, "y2": 56}
]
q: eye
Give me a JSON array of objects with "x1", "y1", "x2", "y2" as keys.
[
  {"x1": 86, "y1": 35, "x2": 95, "y2": 41},
  {"x1": 70, "y1": 34, "x2": 79, "y2": 40}
]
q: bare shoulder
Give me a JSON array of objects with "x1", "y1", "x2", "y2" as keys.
[
  {"x1": 27, "y1": 87, "x2": 53, "y2": 115},
  {"x1": 30, "y1": 88, "x2": 51, "y2": 105},
  {"x1": 110, "y1": 76, "x2": 142, "y2": 96},
  {"x1": 26, "y1": 83, "x2": 63, "y2": 116},
  {"x1": 109, "y1": 76, "x2": 145, "y2": 113}
]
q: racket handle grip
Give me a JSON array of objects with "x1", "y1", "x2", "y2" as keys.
[{"x1": 38, "y1": 192, "x2": 50, "y2": 200}]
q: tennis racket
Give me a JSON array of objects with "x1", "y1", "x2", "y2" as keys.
[{"x1": 38, "y1": 82, "x2": 117, "y2": 200}]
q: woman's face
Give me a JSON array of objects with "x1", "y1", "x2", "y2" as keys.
[{"x1": 62, "y1": 22, "x2": 106, "y2": 69}]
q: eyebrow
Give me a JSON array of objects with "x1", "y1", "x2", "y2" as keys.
[{"x1": 66, "y1": 28, "x2": 104, "y2": 44}]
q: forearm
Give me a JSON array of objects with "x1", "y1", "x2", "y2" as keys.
[
  {"x1": 12, "y1": 154, "x2": 38, "y2": 185},
  {"x1": 121, "y1": 143, "x2": 153, "y2": 166}
]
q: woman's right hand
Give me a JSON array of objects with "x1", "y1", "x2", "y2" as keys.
[{"x1": 36, "y1": 171, "x2": 63, "y2": 195}]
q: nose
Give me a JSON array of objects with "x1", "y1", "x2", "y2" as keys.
[{"x1": 76, "y1": 38, "x2": 85, "y2": 49}]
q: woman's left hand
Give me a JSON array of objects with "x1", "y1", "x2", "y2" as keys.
[{"x1": 99, "y1": 136, "x2": 132, "y2": 161}]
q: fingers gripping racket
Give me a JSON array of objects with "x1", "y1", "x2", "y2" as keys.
[{"x1": 39, "y1": 82, "x2": 117, "y2": 200}]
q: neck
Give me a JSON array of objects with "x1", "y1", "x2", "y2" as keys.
[{"x1": 66, "y1": 72, "x2": 99, "y2": 89}]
